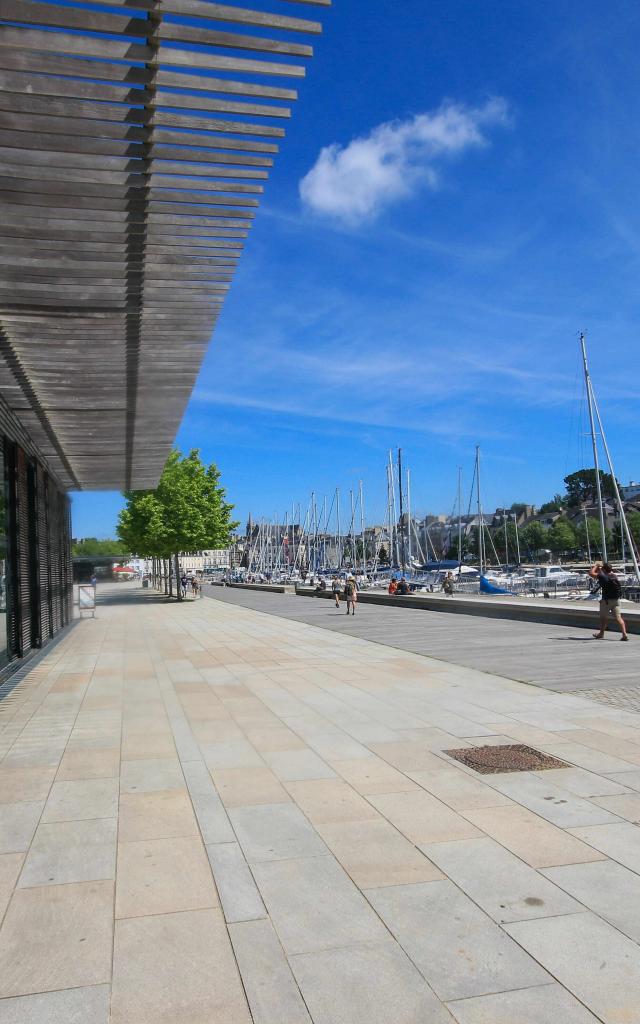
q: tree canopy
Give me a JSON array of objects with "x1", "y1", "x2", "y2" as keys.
[
  {"x1": 72, "y1": 537, "x2": 130, "y2": 557},
  {"x1": 117, "y1": 449, "x2": 238, "y2": 560},
  {"x1": 563, "y1": 469, "x2": 618, "y2": 508}
]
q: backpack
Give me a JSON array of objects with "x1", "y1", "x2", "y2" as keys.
[{"x1": 344, "y1": 581, "x2": 354, "y2": 597}]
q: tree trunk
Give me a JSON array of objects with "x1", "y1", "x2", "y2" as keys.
[
  {"x1": 168, "y1": 559, "x2": 173, "y2": 598},
  {"x1": 174, "y1": 553, "x2": 182, "y2": 601},
  {"x1": 163, "y1": 560, "x2": 169, "y2": 596}
]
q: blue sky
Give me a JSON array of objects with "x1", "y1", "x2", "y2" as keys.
[{"x1": 72, "y1": 0, "x2": 640, "y2": 538}]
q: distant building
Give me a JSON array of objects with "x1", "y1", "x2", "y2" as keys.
[{"x1": 622, "y1": 481, "x2": 640, "y2": 501}]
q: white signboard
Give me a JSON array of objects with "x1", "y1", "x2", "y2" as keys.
[{"x1": 78, "y1": 585, "x2": 96, "y2": 616}]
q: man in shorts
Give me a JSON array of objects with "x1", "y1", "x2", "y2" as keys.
[
  {"x1": 344, "y1": 575, "x2": 358, "y2": 615},
  {"x1": 331, "y1": 575, "x2": 342, "y2": 609},
  {"x1": 589, "y1": 562, "x2": 629, "y2": 641}
]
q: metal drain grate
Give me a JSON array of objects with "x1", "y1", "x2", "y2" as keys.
[{"x1": 444, "y1": 743, "x2": 569, "y2": 774}]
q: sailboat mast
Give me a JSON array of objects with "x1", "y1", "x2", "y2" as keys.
[
  {"x1": 359, "y1": 480, "x2": 366, "y2": 576},
  {"x1": 476, "y1": 445, "x2": 484, "y2": 575},
  {"x1": 398, "y1": 448, "x2": 406, "y2": 574},
  {"x1": 457, "y1": 467, "x2": 463, "y2": 573},
  {"x1": 580, "y1": 333, "x2": 608, "y2": 562},
  {"x1": 406, "y1": 470, "x2": 412, "y2": 567},
  {"x1": 336, "y1": 488, "x2": 341, "y2": 571}
]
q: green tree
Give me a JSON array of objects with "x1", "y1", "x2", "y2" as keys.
[
  {"x1": 627, "y1": 512, "x2": 640, "y2": 547},
  {"x1": 538, "y1": 494, "x2": 564, "y2": 514},
  {"x1": 546, "y1": 518, "x2": 577, "y2": 554},
  {"x1": 378, "y1": 545, "x2": 389, "y2": 563},
  {"x1": 73, "y1": 537, "x2": 129, "y2": 557},
  {"x1": 563, "y1": 469, "x2": 618, "y2": 508},
  {"x1": 510, "y1": 503, "x2": 528, "y2": 515},
  {"x1": 117, "y1": 449, "x2": 238, "y2": 601},
  {"x1": 492, "y1": 522, "x2": 518, "y2": 560},
  {"x1": 575, "y1": 517, "x2": 610, "y2": 558},
  {"x1": 520, "y1": 521, "x2": 549, "y2": 556}
]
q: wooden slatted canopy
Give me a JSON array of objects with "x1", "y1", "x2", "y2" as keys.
[{"x1": 0, "y1": 0, "x2": 329, "y2": 489}]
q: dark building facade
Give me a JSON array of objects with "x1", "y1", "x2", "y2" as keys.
[{"x1": 0, "y1": 398, "x2": 72, "y2": 676}]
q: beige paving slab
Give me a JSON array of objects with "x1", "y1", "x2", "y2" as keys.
[
  {"x1": 315, "y1": 818, "x2": 443, "y2": 889},
  {"x1": 286, "y1": 779, "x2": 379, "y2": 825},
  {"x1": 369, "y1": 741, "x2": 448, "y2": 772},
  {"x1": 41, "y1": 778, "x2": 119, "y2": 823},
  {"x1": 206, "y1": 842, "x2": 266, "y2": 923},
  {"x1": 447, "y1": 983, "x2": 601, "y2": 1024},
  {"x1": 0, "y1": 804, "x2": 43, "y2": 856},
  {"x1": 536, "y1": 766, "x2": 631, "y2": 798},
  {"x1": 120, "y1": 734, "x2": 176, "y2": 760},
  {"x1": 242, "y1": 726, "x2": 306, "y2": 753},
  {"x1": 463, "y1": 804, "x2": 606, "y2": 868},
  {"x1": 262, "y1": 749, "x2": 336, "y2": 782},
  {"x1": 211, "y1": 766, "x2": 290, "y2": 808},
  {"x1": 569, "y1": 822, "x2": 640, "y2": 872},
  {"x1": 290, "y1": 941, "x2": 455, "y2": 1024},
  {"x1": 118, "y1": 789, "x2": 199, "y2": 842},
  {"x1": 229, "y1": 803, "x2": 329, "y2": 863},
  {"x1": 201, "y1": 740, "x2": 264, "y2": 770},
  {"x1": 230, "y1": 918, "x2": 311, "y2": 1024},
  {"x1": 18, "y1": 818, "x2": 117, "y2": 888},
  {"x1": 116, "y1": 836, "x2": 218, "y2": 918},
  {"x1": 506, "y1": 912, "x2": 640, "y2": 1024},
  {"x1": 593, "y1": 793, "x2": 640, "y2": 822},
  {"x1": 605, "y1": 769, "x2": 640, "y2": 792},
  {"x1": 0, "y1": 984, "x2": 111, "y2": 1023},
  {"x1": 251, "y1": 855, "x2": 389, "y2": 955},
  {"x1": 0, "y1": 854, "x2": 23, "y2": 924},
  {"x1": 329, "y1": 757, "x2": 419, "y2": 795},
  {"x1": 56, "y1": 747, "x2": 120, "y2": 782},
  {"x1": 0, "y1": 768, "x2": 56, "y2": 804},
  {"x1": 423, "y1": 836, "x2": 583, "y2": 924},
  {"x1": 368, "y1": 790, "x2": 481, "y2": 845},
  {"x1": 368, "y1": 880, "x2": 550, "y2": 1001},
  {"x1": 0, "y1": 881, "x2": 113, "y2": 998},
  {"x1": 543, "y1": 859, "x2": 640, "y2": 944},
  {"x1": 119, "y1": 757, "x2": 185, "y2": 794},
  {"x1": 111, "y1": 908, "x2": 251, "y2": 1024},
  {"x1": 408, "y1": 768, "x2": 513, "y2": 811}
]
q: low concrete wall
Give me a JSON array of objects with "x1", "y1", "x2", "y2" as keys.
[
  {"x1": 209, "y1": 582, "x2": 295, "y2": 594},
  {"x1": 296, "y1": 587, "x2": 640, "y2": 634}
]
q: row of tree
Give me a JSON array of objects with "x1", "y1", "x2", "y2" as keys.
[{"x1": 116, "y1": 449, "x2": 237, "y2": 601}]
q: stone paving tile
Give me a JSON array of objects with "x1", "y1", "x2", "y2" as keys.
[
  {"x1": 230, "y1": 918, "x2": 311, "y2": 1024},
  {"x1": 181, "y1": 760, "x2": 235, "y2": 844},
  {"x1": 111, "y1": 908, "x2": 251, "y2": 1024},
  {"x1": 211, "y1": 766, "x2": 290, "y2": 808},
  {"x1": 0, "y1": 804, "x2": 44, "y2": 856},
  {"x1": 446, "y1": 984, "x2": 601, "y2": 1023},
  {"x1": 423, "y1": 837, "x2": 583, "y2": 924},
  {"x1": 41, "y1": 778, "x2": 119, "y2": 823},
  {"x1": 543, "y1": 859, "x2": 640, "y2": 943},
  {"x1": 116, "y1": 836, "x2": 218, "y2": 918},
  {"x1": 0, "y1": 767, "x2": 56, "y2": 804},
  {"x1": 118, "y1": 789, "x2": 199, "y2": 842},
  {"x1": 229, "y1": 803, "x2": 329, "y2": 863},
  {"x1": 206, "y1": 842, "x2": 266, "y2": 923},
  {"x1": 316, "y1": 818, "x2": 443, "y2": 889},
  {"x1": 251, "y1": 854, "x2": 389, "y2": 955},
  {"x1": 290, "y1": 941, "x2": 456, "y2": 1024},
  {"x1": 408, "y1": 768, "x2": 513, "y2": 811},
  {"x1": 569, "y1": 822, "x2": 640, "y2": 872},
  {"x1": 0, "y1": 881, "x2": 113, "y2": 998},
  {"x1": 0, "y1": 984, "x2": 111, "y2": 1023},
  {"x1": 262, "y1": 748, "x2": 337, "y2": 781},
  {"x1": 0, "y1": 855, "x2": 23, "y2": 924},
  {"x1": 367, "y1": 880, "x2": 550, "y2": 1001},
  {"x1": 593, "y1": 793, "x2": 640, "y2": 821},
  {"x1": 486, "y1": 772, "x2": 622, "y2": 828},
  {"x1": 535, "y1": 765, "x2": 631, "y2": 797},
  {"x1": 119, "y1": 757, "x2": 185, "y2": 794},
  {"x1": 56, "y1": 747, "x2": 120, "y2": 781},
  {"x1": 463, "y1": 804, "x2": 606, "y2": 868},
  {"x1": 368, "y1": 790, "x2": 481, "y2": 845},
  {"x1": 329, "y1": 756, "x2": 419, "y2": 794},
  {"x1": 286, "y1": 779, "x2": 380, "y2": 825},
  {"x1": 18, "y1": 818, "x2": 116, "y2": 888},
  {"x1": 506, "y1": 912, "x2": 640, "y2": 1024}
]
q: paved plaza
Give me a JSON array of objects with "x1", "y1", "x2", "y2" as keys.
[{"x1": 2, "y1": 584, "x2": 640, "y2": 1022}]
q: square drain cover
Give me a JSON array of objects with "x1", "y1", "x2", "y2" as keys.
[{"x1": 444, "y1": 743, "x2": 568, "y2": 774}]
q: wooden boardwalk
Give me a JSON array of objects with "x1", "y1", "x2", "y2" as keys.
[{"x1": 204, "y1": 588, "x2": 638, "y2": 692}]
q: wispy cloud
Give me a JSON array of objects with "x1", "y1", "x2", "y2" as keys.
[{"x1": 299, "y1": 99, "x2": 509, "y2": 224}]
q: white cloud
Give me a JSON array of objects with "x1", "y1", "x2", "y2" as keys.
[{"x1": 299, "y1": 99, "x2": 509, "y2": 224}]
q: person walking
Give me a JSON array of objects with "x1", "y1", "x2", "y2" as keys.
[
  {"x1": 344, "y1": 574, "x2": 358, "y2": 615},
  {"x1": 180, "y1": 574, "x2": 188, "y2": 599},
  {"x1": 589, "y1": 562, "x2": 629, "y2": 641},
  {"x1": 191, "y1": 577, "x2": 199, "y2": 598},
  {"x1": 442, "y1": 572, "x2": 455, "y2": 597},
  {"x1": 331, "y1": 575, "x2": 342, "y2": 609}
]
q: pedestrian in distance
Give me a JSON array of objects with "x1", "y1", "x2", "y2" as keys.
[
  {"x1": 180, "y1": 574, "x2": 188, "y2": 599},
  {"x1": 442, "y1": 572, "x2": 455, "y2": 597},
  {"x1": 191, "y1": 577, "x2": 199, "y2": 598},
  {"x1": 396, "y1": 577, "x2": 410, "y2": 596},
  {"x1": 388, "y1": 578, "x2": 398, "y2": 595},
  {"x1": 344, "y1": 575, "x2": 358, "y2": 615},
  {"x1": 331, "y1": 575, "x2": 342, "y2": 609},
  {"x1": 589, "y1": 562, "x2": 629, "y2": 641}
]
